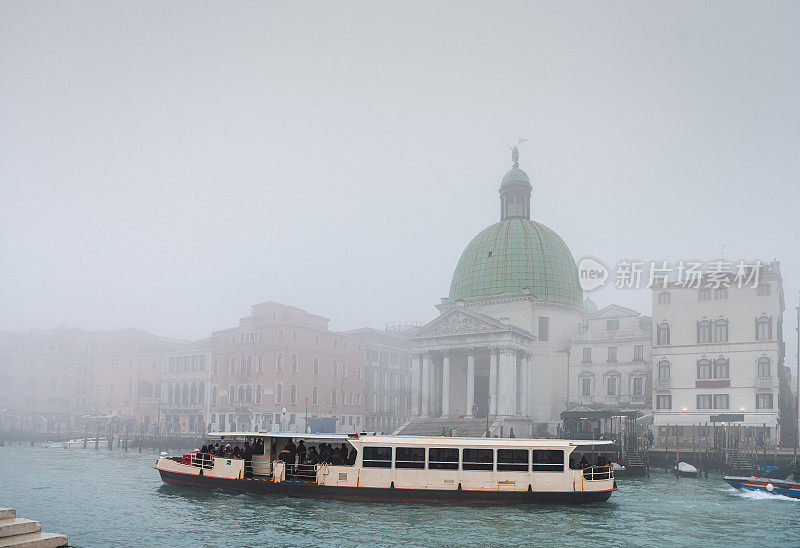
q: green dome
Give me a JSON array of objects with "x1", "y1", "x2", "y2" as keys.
[
  {"x1": 449, "y1": 218, "x2": 582, "y2": 306},
  {"x1": 501, "y1": 166, "x2": 530, "y2": 187}
]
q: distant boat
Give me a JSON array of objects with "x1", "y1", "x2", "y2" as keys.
[
  {"x1": 674, "y1": 462, "x2": 698, "y2": 477},
  {"x1": 63, "y1": 438, "x2": 107, "y2": 449}
]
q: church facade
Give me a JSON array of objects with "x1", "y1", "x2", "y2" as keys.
[{"x1": 406, "y1": 149, "x2": 586, "y2": 436}]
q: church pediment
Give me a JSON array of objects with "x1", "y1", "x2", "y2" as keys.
[
  {"x1": 411, "y1": 308, "x2": 527, "y2": 340},
  {"x1": 589, "y1": 304, "x2": 641, "y2": 319}
]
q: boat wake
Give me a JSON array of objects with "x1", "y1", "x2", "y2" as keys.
[{"x1": 725, "y1": 486, "x2": 799, "y2": 502}]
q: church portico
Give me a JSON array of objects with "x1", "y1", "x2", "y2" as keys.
[{"x1": 410, "y1": 308, "x2": 535, "y2": 420}]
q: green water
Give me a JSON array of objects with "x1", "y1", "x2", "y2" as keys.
[{"x1": 1, "y1": 445, "x2": 797, "y2": 547}]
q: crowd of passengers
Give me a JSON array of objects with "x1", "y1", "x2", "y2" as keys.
[
  {"x1": 278, "y1": 439, "x2": 357, "y2": 470},
  {"x1": 569, "y1": 454, "x2": 612, "y2": 469}
]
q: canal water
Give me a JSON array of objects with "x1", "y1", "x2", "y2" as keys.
[{"x1": 1, "y1": 445, "x2": 798, "y2": 547}]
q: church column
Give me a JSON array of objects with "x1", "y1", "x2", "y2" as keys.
[
  {"x1": 410, "y1": 353, "x2": 421, "y2": 416},
  {"x1": 441, "y1": 350, "x2": 450, "y2": 417},
  {"x1": 489, "y1": 349, "x2": 498, "y2": 416},
  {"x1": 466, "y1": 348, "x2": 475, "y2": 416},
  {"x1": 421, "y1": 352, "x2": 431, "y2": 416},
  {"x1": 524, "y1": 352, "x2": 532, "y2": 417},
  {"x1": 497, "y1": 347, "x2": 509, "y2": 415}
]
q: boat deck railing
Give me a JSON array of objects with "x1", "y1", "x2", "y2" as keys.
[{"x1": 581, "y1": 466, "x2": 613, "y2": 481}]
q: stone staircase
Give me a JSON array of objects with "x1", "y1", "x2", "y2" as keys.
[
  {"x1": 0, "y1": 509, "x2": 67, "y2": 547},
  {"x1": 396, "y1": 416, "x2": 490, "y2": 437},
  {"x1": 624, "y1": 451, "x2": 648, "y2": 477}
]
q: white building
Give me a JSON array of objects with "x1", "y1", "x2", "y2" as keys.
[
  {"x1": 567, "y1": 304, "x2": 653, "y2": 410},
  {"x1": 404, "y1": 147, "x2": 585, "y2": 437},
  {"x1": 650, "y1": 262, "x2": 787, "y2": 446}
]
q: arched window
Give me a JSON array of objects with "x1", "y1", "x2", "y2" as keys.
[
  {"x1": 291, "y1": 354, "x2": 298, "y2": 373},
  {"x1": 657, "y1": 323, "x2": 670, "y2": 345},
  {"x1": 697, "y1": 359, "x2": 712, "y2": 379},
  {"x1": 331, "y1": 388, "x2": 337, "y2": 407},
  {"x1": 697, "y1": 320, "x2": 711, "y2": 343},
  {"x1": 198, "y1": 383, "x2": 205, "y2": 403},
  {"x1": 313, "y1": 357, "x2": 319, "y2": 375},
  {"x1": 290, "y1": 384, "x2": 297, "y2": 404},
  {"x1": 715, "y1": 287, "x2": 728, "y2": 299},
  {"x1": 245, "y1": 385, "x2": 252, "y2": 402},
  {"x1": 255, "y1": 384, "x2": 262, "y2": 404},
  {"x1": 333, "y1": 361, "x2": 338, "y2": 378},
  {"x1": 229, "y1": 385, "x2": 235, "y2": 403},
  {"x1": 246, "y1": 356, "x2": 253, "y2": 377},
  {"x1": 275, "y1": 383, "x2": 283, "y2": 404},
  {"x1": 356, "y1": 393, "x2": 361, "y2": 406},
  {"x1": 658, "y1": 292, "x2": 671, "y2": 304},
  {"x1": 658, "y1": 360, "x2": 670, "y2": 381},
  {"x1": 230, "y1": 358, "x2": 235, "y2": 375},
  {"x1": 758, "y1": 356, "x2": 771, "y2": 377},
  {"x1": 756, "y1": 316, "x2": 772, "y2": 340},
  {"x1": 212, "y1": 385, "x2": 218, "y2": 405},
  {"x1": 276, "y1": 353, "x2": 283, "y2": 372},
  {"x1": 348, "y1": 391, "x2": 353, "y2": 405},
  {"x1": 257, "y1": 354, "x2": 263, "y2": 373},
  {"x1": 714, "y1": 319, "x2": 728, "y2": 342},
  {"x1": 240, "y1": 356, "x2": 246, "y2": 375},
  {"x1": 312, "y1": 385, "x2": 318, "y2": 405},
  {"x1": 167, "y1": 383, "x2": 173, "y2": 403},
  {"x1": 757, "y1": 283, "x2": 770, "y2": 296},
  {"x1": 182, "y1": 383, "x2": 189, "y2": 403},
  {"x1": 238, "y1": 385, "x2": 245, "y2": 402},
  {"x1": 714, "y1": 358, "x2": 729, "y2": 379},
  {"x1": 190, "y1": 382, "x2": 197, "y2": 403}
]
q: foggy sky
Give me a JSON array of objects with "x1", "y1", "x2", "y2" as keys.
[{"x1": 1, "y1": 2, "x2": 799, "y2": 370}]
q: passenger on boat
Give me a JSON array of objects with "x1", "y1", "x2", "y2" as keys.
[
  {"x1": 338, "y1": 443, "x2": 349, "y2": 465},
  {"x1": 319, "y1": 443, "x2": 332, "y2": 464},
  {"x1": 305, "y1": 447, "x2": 319, "y2": 465},
  {"x1": 579, "y1": 455, "x2": 590, "y2": 469},
  {"x1": 297, "y1": 440, "x2": 307, "y2": 464},
  {"x1": 347, "y1": 447, "x2": 357, "y2": 466},
  {"x1": 243, "y1": 442, "x2": 253, "y2": 476},
  {"x1": 252, "y1": 439, "x2": 264, "y2": 455}
]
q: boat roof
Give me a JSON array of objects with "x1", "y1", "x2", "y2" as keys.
[{"x1": 207, "y1": 432, "x2": 613, "y2": 447}]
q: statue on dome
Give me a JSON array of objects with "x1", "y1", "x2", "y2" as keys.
[{"x1": 509, "y1": 138, "x2": 527, "y2": 167}]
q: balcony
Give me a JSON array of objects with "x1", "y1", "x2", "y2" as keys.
[
  {"x1": 656, "y1": 379, "x2": 670, "y2": 390},
  {"x1": 590, "y1": 329, "x2": 636, "y2": 340},
  {"x1": 757, "y1": 376, "x2": 774, "y2": 388},
  {"x1": 162, "y1": 402, "x2": 206, "y2": 411}
]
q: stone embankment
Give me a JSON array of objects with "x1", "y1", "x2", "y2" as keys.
[{"x1": 0, "y1": 508, "x2": 67, "y2": 547}]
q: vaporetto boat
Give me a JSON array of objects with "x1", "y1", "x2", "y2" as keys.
[{"x1": 154, "y1": 432, "x2": 617, "y2": 504}]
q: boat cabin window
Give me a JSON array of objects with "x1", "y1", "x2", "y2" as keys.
[
  {"x1": 362, "y1": 446, "x2": 392, "y2": 468},
  {"x1": 428, "y1": 447, "x2": 459, "y2": 470},
  {"x1": 497, "y1": 449, "x2": 529, "y2": 472},
  {"x1": 462, "y1": 448, "x2": 493, "y2": 471},
  {"x1": 532, "y1": 450, "x2": 564, "y2": 472},
  {"x1": 395, "y1": 447, "x2": 425, "y2": 469}
]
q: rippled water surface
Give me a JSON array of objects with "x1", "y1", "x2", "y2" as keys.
[{"x1": 1, "y1": 445, "x2": 798, "y2": 547}]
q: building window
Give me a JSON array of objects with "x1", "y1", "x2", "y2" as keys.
[
  {"x1": 276, "y1": 353, "x2": 283, "y2": 372},
  {"x1": 714, "y1": 319, "x2": 728, "y2": 342},
  {"x1": 607, "y1": 347, "x2": 617, "y2": 363},
  {"x1": 275, "y1": 383, "x2": 282, "y2": 404},
  {"x1": 230, "y1": 358, "x2": 235, "y2": 375},
  {"x1": 698, "y1": 288, "x2": 711, "y2": 301},
  {"x1": 331, "y1": 388, "x2": 337, "y2": 407},
  {"x1": 757, "y1": 283, "x2": 770, "y2": 296},
  {"x1": 333, "y1": 361, "x2": 338, "y2": 378},
  {"x1": 756, "y1": 316, "x2": 772, "y2": 340},
  {"x1": 633, "y1": 377, "x2": 643, "y2": 396},
  {"x1": 257, "y1": 354, "x2": 263, "y2": 373},
  {"x1": 255, "y1": 384, "x2": 262, "y2": 404},
  {"x1": 658, "y1": 360, "x2": 670, "y2": 380},
  {"x1": 715, "y1": 287, "x2": 728, "y2": 299},
  {"x1": 291, "y1": 354, "x2": 298, "y2": 373},
  {"x1": 538, "y1": 317, "x2": 549, "y2": 342},
  {"x1": 582, "y1": 348, "x2": 592, "y2": 363},
  {"x1": 713, "y1": 358, "x2": 729, "y2": 379},
  {"x1": 312, "y1": 386, "x2": 318, "y2": 405},
  {"x1": 697, "y1": 320, "x2": 712, "y2": 343},
  {"x1": 292, "y1": 330, "x2": 298, "y2": 340},
  {"x1": 606, "y1": 377, "x2": 617, "y2": 396},
  {"x1": 697, "y1": 394, "x2": 712, "y2": 409},
  {"x1": 581, "y1": 377, "x2": 591, "y2": 396},
  {"x1": 657, "y1": 323, "x2": 670, "y2": 345},
  {"x1": 713, "y1": 394, "x2": 729, "y2": 409},
  {"x1": 697, "y1": 359, "x2": 712, "y2": 379},
  {"x1": 212, "y1": 385, "x2": 217, "y2": 405},
  {"x1": 756, "y1": 393, "x2": 773, "y2": 409},
  {"x1": 290, "y1": 384, "x2": 297, "y2": 405},
  {"x1": 634, "y1": 345, "x2": 643, "y2": 361},
  {"x1": 656, "y1": 394, "x2": 672, "y2": 410},
  {"x1": 313, "y1": 357, "x2": 319, "y2": 375},
  {"x1": 658, "y1": 292, "x2": 671, "y2": 304},
  {"x1": 278, "y1": 329, "x2": 283, "y2": 339},
  {"x1": 758, "y1": 356, "x2": 771, "y2": 377},
  {"x1": 606, "y1": 319, "x2": 619, "y2": 331}
]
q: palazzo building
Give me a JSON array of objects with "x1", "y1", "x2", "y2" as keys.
[{"x1": 404, "y1": 148, "x2": 585, "y2": 436}]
